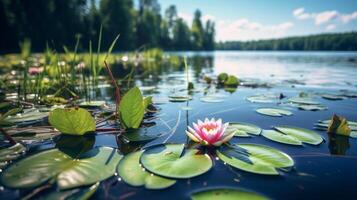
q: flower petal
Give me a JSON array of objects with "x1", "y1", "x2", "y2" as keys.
[{"x1": 186, "y1": 130, "x2": 200, "y2": 142}]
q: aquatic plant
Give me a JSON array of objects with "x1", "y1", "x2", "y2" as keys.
[{"x1": 186, "y1": 118, "x2": 234, "y2": 146}]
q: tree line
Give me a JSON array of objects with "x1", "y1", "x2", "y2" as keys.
[
  {"x1": 216, "y1": 32, "x2": 357, "y2": 51},
  {"x1": 0, "y1": 0, "x2": 215, "y2": 53}
]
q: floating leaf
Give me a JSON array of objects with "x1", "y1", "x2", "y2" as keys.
[
  {"x1": 39, "y1": 182, "x2": 99, "y2": 200},
  {"x1": 79, "y1": 100, "x2": 106, "y2": 108},
  {"x1": 288, "y1": 97, "x2": 319, "y2": 105},
  {"x1": 217, "y1": 144, "x2": 294, "y2": 175},
  {"x1": 246, "y1": 94, "x2": 280, "y2": 103},
  {"x1": 119, "y1": 87, "x2": 146, "y2": 129},
  {"x1": 227, "y1": 122, "x2": 261, "y2": 137},
  {"x1": 0, "y1": 143, "x2": 26, "y2": 169},
  {"x1": 321, "y1": 94, "x2": 345, "y2": 100},
  {"x1": 140, "y1": 144, "x2": 212, "y2": 179},
  {"x1": 0, "y1": 147, "x2": 122, "y2": 189},
  {"x1": 190, "y1": 188, "x2": 268, "y2": 200},
  {"x1": 297, "y1": 104, "x2": 327, "y2": 111},
  {"x1": 1, "y1": 127, "x2": 60, "y2": 142},
  {"x1": 4, "y1": 109, "x2": 47, "y2": 124},
  {"x1": 168, "y1": 95, "x2": 192, "y2": 102},
  {"x1": 200, "y1": 96, "x2": 224, "y2": 103},
  {"x1": 117, "y1": 151, "x2": 176, "y2": 189},
  {"x1": 49, "y1": 108, "x2": 95, "y2": 135},
  {"x1": 262, "y1": 130, "x2": 302, "y2": 146},
  {"x1": 273, "y1": 126, "x2": 323, "y2": 145},
  {"x1": 256, "y1": 108, "x2": 292, "y2": 117}
]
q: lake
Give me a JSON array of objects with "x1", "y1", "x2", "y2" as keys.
[{"x1": 1, "y1": 51, "x2": 357, "y2": 200}]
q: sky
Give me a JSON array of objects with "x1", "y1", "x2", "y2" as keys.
[{"x1": 158, "y1": 0, "x2": 357, "y2": 41}]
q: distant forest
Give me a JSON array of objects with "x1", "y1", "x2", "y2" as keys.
[
  {"x1": 0, "y1": 0, "x2": 215, "y2": 53},
  {"x1": 216, "y1": 32, "x2": 357, "y2": 51}
]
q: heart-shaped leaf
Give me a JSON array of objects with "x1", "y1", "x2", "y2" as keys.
[
  {"x1": 217, "y1": 144, "x2": 294, "y2": 175},
  {"x1": 49, "y1": 108, "x2": 95, "y2": 135},
  {"x1": 256, "y1": 108, "x2": 292, "y2": 117},
  {"x1": 140, "y1": 144, "x2": 212, "y2": 179},
  {"x1": 0, "y1": 147, "x2": 122, "y2": 189},
  {"x1": 227, "y1": 122, "x2": 261, "y2": 137},
  {"x1": 117, "y1": 151, "x2": 176, "y2": 189},
  {"x1": 273, "y1": 126, "x2": 323, "y2": 145}
]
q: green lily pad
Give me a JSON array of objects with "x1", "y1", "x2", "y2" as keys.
[
  {"x1": 217, "y1": 144, "x2": 294, "y2": 175},
  {"x1": 262, "y1": 130, "x2": 302, "y2": 146},
  {"x1": 168, "y1": 95, "x2": 192, "y2": 102},
  {"x1": 190, "y1": 188, "x2": 268, "y2": 200},
  {"x1": 4, "y1": 109, "x2": 48, "y2": 123},
  {"x1": 288, "y1": 97, "x2": 319, "y2": 105},
  {"x1": 2, "y1": 127, "x2": 60, "y2": 142},
  {"x1": 246, "y1": 94, "x2": 279, "y2": 103},
  {"x1": 317, "y1": 119, "x2": 357, "y2": 131},
  {"x1": 297, "y1": 104, "x2": 327, "y2": 111},
  {"x1": 321, "y1": 94, "x2": 346, "y2": 100},
  {"x1": 0, "y1": 147, "x2": 122, "y2": 189},
  {"x1": 79, "y1": 100, "x2": 106, "y2": 108},
  {"x1": 256, "y1": 108, "x2": 292, "y2": 117},
  {"x1": 0, "y1": 143, "x2": 26, "y2": 169},
  {"x1": 227, "y1": 122, "x2": 261, "y2": 137},
  {"x1": 273, "y1": 126, "x2": 323, "y2": 145},
  {"x1": 140, "y1": 144, "x2": 212, "y2": 179},
  {"x1": 200, "y1": 96, "x2": 224, "y2": 103},
  {"x1": 49, "y1": 108, "x2": 96, "y2": 135},
  {"x1": 117, "y1": 151, "x2": 176, "y2": 189},
  {"x1": 39, "y1": 182, "x2": 99, "y2": 200}
]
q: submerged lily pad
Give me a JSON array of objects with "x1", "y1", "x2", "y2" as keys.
[
  {"x1": 117, "y1": 151, "x2": 176, "y2": 189},
  {"x1": 217, "y1": 144, "x2": 294, "y2": 175},
  {"x1": 0, "y1": 143, "x2": 26, "y2": 169},
  {"x1": 140, "y1": 144, "x2": 212, "y2": 179},
  {"x1": 227, "y1": 122, "x2": 261, "y2": 137},
  {"x1": 273, "y1": 126, "x2": 323, "y2": 145},
  {"x1": 190, "y1": 188, "x2": 268, "y2": 200},
  {"x1": 262, "y1": 130, "x2": 302, "y2": 146},
  {"x1": 256, "y1": 108, "x2": 292, "y2": 117},
  {"x1": 0, "y1": 147, "x2": 122, "y2": 189},
  {"x1": 49, "y1": 108, "x2": 96, "y2": 135}
]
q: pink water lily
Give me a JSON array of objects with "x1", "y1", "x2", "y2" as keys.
[{"x1": 186, "y1": 118, "x2": 234, "y2": 146}]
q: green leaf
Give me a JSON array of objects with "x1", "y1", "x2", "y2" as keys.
[
  {"x1": 246, "y1": 94, "x2": 280, "y2": 103},
  {"x1": 117, "y1": 151, "x2": 176, "y2": 189},
  {"x1": 288, "y1": 97, "x2": 319, "y2": 105},
  {"x1": 0, "y1": 143, "x2": 26, "y2": 169},
  {"x1": 256, "y1": 108, "x2": 292, "y2": 117},
  {"x1": 140, "y1": 144, "x2": 212, "y2": 179},
  {"x1": 262, "y1": 130, "x2": 302, "y2": 145},
  {"x1": 143, "y1": 96, "x2": 152, "y2": 109},
  {"x1": 190, "y1": 188, "x2": 268, "y2": 200},
  {"x1": 321, "y1": 94, "x2": 345, "y2": 100},
  {"x1": 274, "y1": 126, "x2": 323, "y2": 145},
  {"x1": 1, "y1": 108, "x2": 23, "y2": 121},
  {"x1": 227, "y1": 122, "x2": 261, "y2": 137},
  {"x1": 79, "y1": 101, "x2": 106, "y2": 108},
  {"x1": 224, "y1": 75, "x2": 239, "y2": 87},
  {"x1": 49, "y1": 108, "x2": 95, "y2": 135},
  {"x1": 0, "y1": 147, "x2": 122, "y2": 189},
  {"x1": 119, "y1": 87, "x2": 145, "y2": 129},
  {"x1": 217, "y1": 73, "x2": 228, "y2": 83},
  {"x1": 297, "y1": 104, "x2": 327, "y2": 111},
  {"x1": 39, "y1": 182, "x2": 99, "y2": 200},
  {"x1": 217, "y1": 144, "x2": 294, "y2": 175}
]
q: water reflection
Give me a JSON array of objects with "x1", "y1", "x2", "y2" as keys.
[{"x1": 328, "y1": 133, "x2": 350, "y2": 155}]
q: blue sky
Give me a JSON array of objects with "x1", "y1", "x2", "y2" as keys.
[{"x1": 158, "y1": 0, "x2": 357, "y2": 41}]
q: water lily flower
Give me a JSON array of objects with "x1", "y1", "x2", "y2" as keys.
[
  {"x1": 186, "y1": 118, "x2": 234, "y2": 146},
  {"x1": 28, "y1": 67, "x2": 44, "y2": 75}
]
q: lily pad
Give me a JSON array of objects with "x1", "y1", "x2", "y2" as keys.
[
  {"x1": 117, "y1": 151, "x2": 176, "y2": 189},
  {"x1": 256, "y1": 108, "x2": 292, "y2": 117},
  {"x1": 0, "y1": 147, "x2": 122, "y2": 189},
  {"x1": 297, "y1": 104, "x2": 327, "y2": 111},
  {"x1": 200, "y1": 96, "x2": 224, "y2": 103},
  {"x1": 288, "y1": 97, "x2": 319, "y2": 105},
  {"x1": 4, "y1": 109, "x2": 48, "y2": 123},
  {"x1": 0, "y1": 143, "x2": 26, "y2": 169},
  {"x1": 273, "y1": 126, "x2": 323, "y2": 145},
  {"x1": 49, "y1": 108, "x2": 95, "y2": 135},
  {"x1": 79, "y1": 100, "x2": 106, "y2": 108},
  {"x1": 39, "y1": 182, "x2": 99, "y2": 200},
  {"x1": 246, "y1": 94, "x2": 280, "y2": 103},
  {"x1": 168, "y1": 95, "x2": 192, "y2": 102},
  {"x1": 262, "y1": 130, "x2": 302, "y2": 146},
  {"x1": 321, "y1": 94, "x2": 346, "y2": 100},
  {"x1": 217, "y1": 144, "x2": 294, "y2": 175},
  {"x1": 227, "y1": 122, "x2": 261, "y2": 137},
  {"x1": 190, "y1": 188, "x2": 268, "y2": 200},
  {"x1": 2, "y1": 127, "x2": 60, "y2": 142},
  {"x1": 140, "y1": 144, "x2": 212, "y2": 179}
]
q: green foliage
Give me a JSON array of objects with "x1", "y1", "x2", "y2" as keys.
[
  {"x1": 224, "y1": 75, "x2": 239, "y2": 87},
  {"x1": 216, "y1": 32, "x2": 357, "y2": 51},
  {"x1": 119, "y1": 87, "x2": 151, "y2": 129},
  {"x1": 191, "y1": 188, "x2": 268, "y2": 200},
  {"x1": 217, "y1": 73, "x2": 228, "y2": 83},
  {"x1": 49, "y1": 108, "x2": 96, "y2": 135}
]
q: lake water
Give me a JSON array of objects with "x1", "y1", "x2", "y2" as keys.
[{"x1": 1, "y1": 51, "x2": 357, "y2": 199}]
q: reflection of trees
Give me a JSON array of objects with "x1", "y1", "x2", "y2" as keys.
[
  {"x1": 190, "y1": 55, "x2": 214, "y2": 78},
  {"x1": 328, "y1": 133, "x2": 350, "y2": 155}
]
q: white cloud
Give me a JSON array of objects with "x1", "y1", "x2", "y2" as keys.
[
  {"x1": 326, "y1": 24, "x2": 336, "y2": 31},
  {"x1": 216, "y1": 19, "x2": 294, "y2": 41},
  {"x1": 341, "y1": 11, "x2": 357, "y2": 23},
  {"x1": 315, "y1": 11, "x2": 338, "y2": 25},
  {"x1": 293, "y1": 8, "x2": 357, "y2": 25},
  {"x1": 202, "y1": 14, "x2": 216, "y2": 22}
]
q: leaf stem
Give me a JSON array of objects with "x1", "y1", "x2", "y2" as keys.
[
  {"x1": 0, "y1": 128, "x2": 16, "y2": 145},
  {"x1": 104, "y1": 61, "x2": 121, "y2": 119}
]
